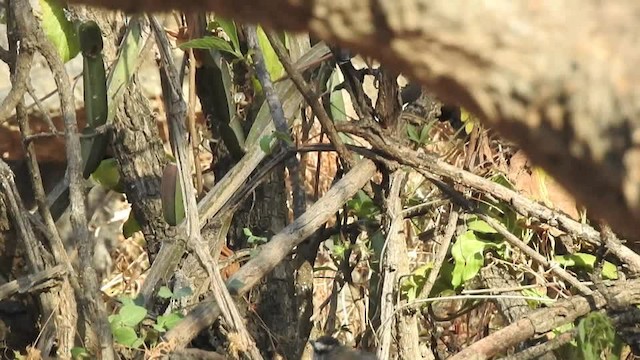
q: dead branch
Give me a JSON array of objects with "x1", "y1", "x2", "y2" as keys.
[
  {"x1": 377, "y1": 171, "x2": 426, "y2": 359},
  {"x1": 0, "y1": 265, "x2": 66, "y2": 300},
  {"x1": 161, "y1": 159, "x2": 377, "y2": 349},
  {"x1": 450, "y1": 278, "x2": 640, "y2": 360}
]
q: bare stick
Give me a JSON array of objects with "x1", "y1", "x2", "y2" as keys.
[{"x1": 265, "y1": 30, "x2": 354, "y2": 170}]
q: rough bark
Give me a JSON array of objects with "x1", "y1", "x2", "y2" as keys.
[
  {"x1": 79, "y1": 9, "x2": 171, "y2": 260},
  {"x1": 69, "y1": 0, "x2": 640, "y2": 240},
  {"x1": 112, "y1": 83, "x2": 171, "y2": 260}
]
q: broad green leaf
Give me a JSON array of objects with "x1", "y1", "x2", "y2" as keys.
[
  {"x1": 91, "y1": 158, "x2": 122, "y2": 192},
  {"x1": 256, "y1": 26, "x2": 284, "y2": 80},
  {"x1": 467, "y1": 218, "x2": 498, "y2": 234},
  {"x1": 112, "y1": 325, "x2": 140, "y2": 347},
  {"x1": 179, "y1": 36, "x2": 241, "y2": 58},
  {"x1": 451, "y1": 230, "x2": 499, "y2": 288},
  {"x1": 118, "y1": 303, "x2": 147, "y2": 327},
  {"x1": 39, "y1": 0, "x2": 79, "y2": 62},
  {"x1": 213, "y1": 18, "x2": 240, "y2": 53},
  {"x1": 157, "y1": 286, "x2": 173, "y2": 299},
  {"x1": 554, "y1": 254, "x2": 618, "y2": 280},
  {"x1": 159, "y1": 312, "x2": 183, "y2": 330}
]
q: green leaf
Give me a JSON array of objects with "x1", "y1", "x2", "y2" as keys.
[
  {"x1": 451, "y1": 230, "x2": 499, "y2": 288},
  {"x1": 118, "y1": 295, "x2": 135, "y2": 306},
  {"x1": 161, "y1": 163, "x2": 185, "y2": 226},
  {"x1": 554, "y1": 254, "x2": 618, "y2": 280},
  {"x1": 213, "y1": 18, "x2": 240, "y2": 53},
  {"x1": 179, "y1": 36, "x2": 241, "y2": 58},
  {"x1": 122, "y1": 212, "x2": 141, "y2": 239},
  {"x1": 108, "y1": 313, "x2": 121, "y2": 327},
  {"x1": 158, "y1": 313, "x2": 183, "y2": 330},
  {"x1": 105, "y1": 17, "x2": 144, "y2": 124},
  {"x1": 71, "y1": 347, "x2": 90, "y2": 359},
  {"x1": 112, "y1": 325, "x2": 140, "y2": 347},
  {"x1": 260, "y1": 135, "x2": 274, "y2": 154},
  {"x1": 39, "y1": 0, "x2": 79, "y2": 63},
  {"x1": 467, "y1": 218, "x2": 498, "y2": 234},
  {"x1": 327, "y1": 69, "x2": 348, "y2": 123},
  {"x1": 400, "y1": 263, "x2": 433, "y2": 301},
  {"x1": 256, "y1": 26, "x2": 284, "y2": 80},
  {"x1": 407, "y1": 124, "x2": 420, "y2": 143},
  {"x1": 118, "y1": 303, "x2": 147, "y2": 327},
  {"x1": 91, "y1": 158, "x2": 122, "y2": 192},
  {"x1": 577, "y1": 312, "x2": 620, "y2": 360},
  {"x1": 419, "y1": 124, "x2": 431, "y2": 143},
  {"x1": 157, "y1": 286, "x2": 173, "y2": 299}
]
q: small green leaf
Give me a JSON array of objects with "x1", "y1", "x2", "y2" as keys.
[
  {"x1": 159, "y1": 312, "x2": 183, "y2": 330},
  {"x1": 179, "y1": 36, "x2": 240, "y2": 58},
  {"x1": 157, "y1": 286, "x2": 173, "y2": 299},
  {"x1": 419, "y1": 124, "x2": 431, "y2": 143},
  {"x1": 118, "y1": 303, "x2": 147, "y2": 327},
  {"x1": 260, "y1": 135, "x2": 273, "y2": 154},
  {"x1": 118, "y1": 295, "x2": 135, "y2": 306},
  {"x1": 112, "y1": 325, "x2": 140, "y2": 347},
  {"x1": 108, "y1": 313, "x2": 122, "y2": 327},
  {"x1": 464, "y1": 120, "x2": 474, "y2": 134},
  {"x1": 256, "y1": 26, "x2": 284, "y2": 80},
  {"x1": 71, "y1": 347, "x2": 90, "y2": 359},
  {"x1": 39, "y1": 0, "x2": 80, "y2": 62},
  {"x1": 407, "y1": 124, "x2": 420, "y2": 143},
  {"x1": 161, "y1": 163, "x2": 185, "y2": 226},
  {"x1": 91, "y1": 158, "x2": 122, "y2": 192}
]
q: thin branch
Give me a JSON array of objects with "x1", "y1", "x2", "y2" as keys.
[
  {"x1": 26, "y1": 80, "x2": 58, "y2": 133},
  {"x1": 245, "y1": 25, "x2": 306, "y2": 218},
  {"x1": 419, "y1": 207, "x2": 459, "y2": 299},
  {"x1": 30, "y1": 1, "x2": 114, "y2": 356},
  {"x1": 266, "y1": 30, "x2": 355, "y2": 170},
  {"x1": 16, "y1": 100, "x2": 80, "y2": 355},
  {"x1": 0, "y1": 2, "x2": 33, "y2": 123}
]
